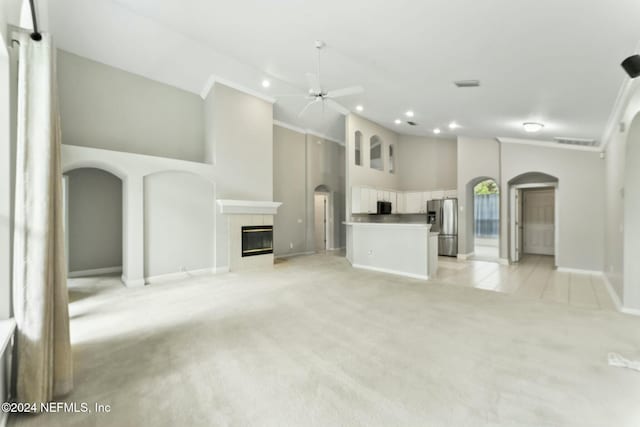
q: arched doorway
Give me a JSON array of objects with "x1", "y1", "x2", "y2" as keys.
[
  {"x1": 313, "y1": 184, "x2": 332, "y2": 252},
  {"x1": 63, "y1": 167, "x2": 123, "y2": 278},
  {"x1": 624, "y1": 113, "x2": 640, "y2": 307},
  {"x1": 472, "y1": 178, "x2": 500, "y2": 260},
  {"x1": 507, "y1": 172, "x2": 559, "y2": 264}
]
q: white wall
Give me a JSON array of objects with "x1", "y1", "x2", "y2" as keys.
[
  {"x1": 144, "y1": 171, "x2": 214, "y2": 278},
  {"x1": 500, "y1": 143, "x2": 605, "y2": 271},
  {"x1": 397, "y1": 135, "x2": 457, "y2": 191},
  {"x1": 457, "y1": 137, "x2": 501, "y2": 256},
  {"x1": 65, "y1": 168, "x2": 122, "y2": 273},
  {"x1": 603, "y1": 79, "x2": 640, "y2": 307}
]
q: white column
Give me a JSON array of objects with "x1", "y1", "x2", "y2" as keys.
[{"x1": 122, "y1": 175, "x2": 145, "y2": 287}]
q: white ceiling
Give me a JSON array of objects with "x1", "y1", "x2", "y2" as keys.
[{"x1": 48, "y1": 0, "x2": 640, "y2": 144}]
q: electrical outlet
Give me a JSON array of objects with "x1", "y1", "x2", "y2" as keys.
[
  {"x1": 368, "y1": 250, "x2": 373, "y2": 256},
  {"x1": 290, "y1": 242, "x2": 293, "y2": 249},
  {"x1": 180, "y1": 266, "x2": 186, "y2": 272}
]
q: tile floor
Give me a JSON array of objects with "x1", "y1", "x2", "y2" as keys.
[{"x1": 432, "y1": 254, "x2": 616, "y2": 311}]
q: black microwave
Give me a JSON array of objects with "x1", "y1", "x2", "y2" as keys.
[{"x1": 376, "y1": 201, "x2": 392, "y2": 215}]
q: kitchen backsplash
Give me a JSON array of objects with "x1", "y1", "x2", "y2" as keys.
[{"x1": 351, "y1": 213, "x2": 427, "y2": 224}]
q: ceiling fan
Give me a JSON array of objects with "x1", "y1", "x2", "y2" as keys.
[{"x1": 280, "y1": 40, "x2": 364, "y2": 117}]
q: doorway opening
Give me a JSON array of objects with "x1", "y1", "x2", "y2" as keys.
[
  {"x1": 508, "y1": 172, "x2": 559, "y2": 265},
  {"x1": 313, "y1": 185, "x2": 332, "y2": 252},
  {"x1": 63, "y1": 167, "x2": 123, "y2": 278},
  {"x1": 473, "y1": 179, "x2": 500, "y2": 260}
]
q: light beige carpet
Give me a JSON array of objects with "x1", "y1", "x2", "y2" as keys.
[{"x1": 10, "y1": 253, "x2": 640, "y2": 426}]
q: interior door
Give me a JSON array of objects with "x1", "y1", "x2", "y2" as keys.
[
  {"x1": 523, "y1": 189, "x2": 555, "y2": 255},
  {"x1": 314, "y1": 193, "x2": 328, "y2": 252}
]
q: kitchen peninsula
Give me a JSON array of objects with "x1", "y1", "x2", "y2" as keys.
[{"x1": 345, "y1": 221, "x2": 438, "y2": 280}]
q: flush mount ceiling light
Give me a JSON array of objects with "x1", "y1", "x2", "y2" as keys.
[
  {"x1": 394, "y1": 119, "x2": 402, "y2": 125},
  {"x1": 448, "y1": 122, "x2": 460, "y2": 129},
  {"x1": 523, "y1": 122, "x2": 544, "y2": 133},
  {"x1": 356, "y1": 105, "x2": 364, "y2": 112},
  {"x1": 261, "y1": 79, "x2": 270, "y2": 88},
  {"x1": 433, "y1": 128, "x2": 441, "y2": 134},
  {"x1": 405, "y1": 110, "x2": 414, "y2": 118}
]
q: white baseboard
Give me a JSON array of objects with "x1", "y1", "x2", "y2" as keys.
[
  {"x1": 274, "y1": 251, "x2": 315, "y2": 259},
  {"x1": 214, "y1": 266, "x2": 230, "y2": 274},
  {"x1": 556, "y1": 267, "x2": 603, "y2": 275},
  {"x1": 498, "y1": 258, "x2": 510, "y2": 265},
  {"x1": 328, "y1": 247, "x2": 346, "y2": 251},
  {"x1": 352, "y1": 263, "x2": 428, "y2": 281},
  {"x1": 145, "y1": 267, "x2": 216, "y2": 284},
  {"x1": 121, "y1": 275, "x2": 145, "y2": 288},
  {"x1": 599, "y1": 274, "x2": 640, "y2": 316},
  {"x1": 68, "y1": 266, "x2": 122, "y2": 278},
  {"x1": 457, "y1": 252, "x2": 474, "y2": 260}
]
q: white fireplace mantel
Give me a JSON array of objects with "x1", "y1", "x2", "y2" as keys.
[{"x1": 216, "y1": 199, "x2": 282, "y2": 215}]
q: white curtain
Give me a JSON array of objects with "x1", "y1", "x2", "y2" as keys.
[{"x1": 12, "y1": 31, "x2": 73, "y2": 403}]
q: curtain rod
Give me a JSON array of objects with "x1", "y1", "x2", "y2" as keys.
[{"x1": 29, "y1": 0, "x2": 42, "y2": 41}]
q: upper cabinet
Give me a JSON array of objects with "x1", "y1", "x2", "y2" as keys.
[
  {"x1": 389, "y1": 144, "x2": 395, "y2": 174},
  {"x1": 352, "y1": 186, "x2": 458, "y2": 214}
]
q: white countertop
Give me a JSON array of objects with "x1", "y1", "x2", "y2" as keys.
[{"x1": 344, "y1": 222, "x2": 431, "y2": 229}]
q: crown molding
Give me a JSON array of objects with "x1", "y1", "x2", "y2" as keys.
[
  {"x1": 273, "y1": 120, "x2": 345, "y2": 146},
  {"x1": 200, "y1": 74, "x2": 276, "y2": 104},
  {"x1": 600, "y1": 78, "x2": 640, "y2": 151},
  {"x1": 497, "y1": 137, "x2": 602, "y2": 153}
]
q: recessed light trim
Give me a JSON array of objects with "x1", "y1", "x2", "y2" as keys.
[
  {"x1": 523, "y1": 122, "x2": 544, "y2": 133},
  {"x1": 261, "y1": 79, "x2": 270, "y2": 88},
  {"x1": 356, "y1": 105, "x2": 363, "y2": 112},
  {"x1": 405, "y1": 110, "x2": 414, "y2": 118},
  {"x1": 433, "y1": 128, "x2": 441, "y2": 134},
  {"x1": 448, "y1": 122, "x2": 460, "y2": 129},
  {"x1": 394, "y1": 119, "x2": 402, "y2": 125}
]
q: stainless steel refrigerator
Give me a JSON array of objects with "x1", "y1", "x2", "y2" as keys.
[{"x1": 427, "y1": 198, "x2": 458, "y2": 257}]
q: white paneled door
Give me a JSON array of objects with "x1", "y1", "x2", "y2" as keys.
[
  {"x1": 523, "y1": 189, "x2": 555, "y2": 255},
  {"x1": 314, "y1": 193, "x2": 328, "y2": 252}
]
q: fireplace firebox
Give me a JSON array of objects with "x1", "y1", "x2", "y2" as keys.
[{"x1": 241, "y1": 225, "x2": 273, "y2": 257}]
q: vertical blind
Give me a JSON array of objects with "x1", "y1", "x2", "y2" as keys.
[{"x1": 474, "y1": 193, "x2": 499, "y2": 238}]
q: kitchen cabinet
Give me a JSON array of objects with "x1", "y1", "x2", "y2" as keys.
[
  {"x1": 404, "y1": 192, "x2": 424, "y2": 213},
  {"x1": 397, "y1": 192, "x2": 406, "y2": 213},
  {"x1": 351, "y1": 186, "x2": 376, "y2": 214},
  {"x1": 444, "y1": 189, "x2": 458, "y2": 198},
  {"x1": 431, "y1": 190, "x2": 445, "y2": 200},
  {"x1": 366, "y1": 188, "x2": 377, "y2": 213},
  {"x1": 390, "y1": 191, "x2": 398, "y2": 213},
  {"x1": 351, "y1": 186, "x2": 362, "y2": 213},
  {"x1": 423, "y1": 191, "x2": 432, "y2": 204}
]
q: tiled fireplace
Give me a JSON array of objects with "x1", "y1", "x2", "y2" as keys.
[{"x1": 217, "y1": 200, "x2": 281, "y2": 271}]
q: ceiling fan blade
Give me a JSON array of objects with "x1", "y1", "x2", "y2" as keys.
[
  {"x1": 273, "y1": 93, "x2": 308, "y2": 98},
  {"x1": 326, "y1": 86, "x2": 364, "y2": 98},
  {"x1": 306, "y1": 72, "x2": 321, "y2": 92},
  {"x1": 298, "y1": 98, "x2": 320, "y2": 117}
]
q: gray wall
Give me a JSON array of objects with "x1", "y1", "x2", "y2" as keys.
[
  {"x1": 206, "y1": 83, "x2": 273, "y2": 269},
  {"x1": 144, "y1": 171, "x2": 215, "y2": 277},
  {"x1": 500, "y1": 143, "x2": 605, "y2": 270},
  {"x1": 272, "y1": 125, "x2": 346, "y2": 256},
  {"x1": 457, "y1": 137, "x2": 501, "y2": 256},
  {"x1": 57, "y1": 50, "x2": 205, "y2": 161},
  {"x1": 273, "y1": 125, "x2": 307, "y2": 255},
  {"x1": 65, "y1": 168, "x2": 123, "y2": 272},
  {"x1": 397, "y1": 135, "x2": 457, "y2": 191}
]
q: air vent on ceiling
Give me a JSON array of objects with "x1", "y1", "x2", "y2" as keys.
[
  {"x1": 553, "y1": 137, "x2": 597, "y2": 147},
  {"x1": 407, "y1": 121, "x2": 418, "y2": 126},
  {"x1": 454, "y1": 80, "x2": 480, "y2": 88}
]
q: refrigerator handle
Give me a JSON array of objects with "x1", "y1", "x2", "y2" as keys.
[{"x1": 440, "y1": 206, "x2": 444, "y2": 228}]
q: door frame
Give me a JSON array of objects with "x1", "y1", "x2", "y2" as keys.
[
  {"x1": 509, "y1": 182, "x2": 558, "y2": 266},
  {"x1": 313, "y1": 190, "x2": 331, "y2": 251}
]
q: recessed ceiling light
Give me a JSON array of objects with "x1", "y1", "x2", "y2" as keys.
[
  {"x1": 261, "y1": 79, "x2": 270, "y2": 88},
  {"x1": 448, "y1": 122, "x2": 460, "y2": 129},
  {"x1": 356, "y1": 105, "x2": 363, "y2": 112},
  {"x1": 394, "y1": 119, "x2": 402, "y2": 125},
  {"x1": 405, "y1": 110, "x2": 414, "y2": 118},
  {"x1": 523, "y1": 122, "x2": 544, "y2": 133},
  {"x1": 433, "y1": 128, "x2": 441, "y2": 134}
]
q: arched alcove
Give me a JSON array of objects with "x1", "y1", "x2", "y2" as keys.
[
  {"x1": 370, "y1": 135, "x2": 383, "y2": 171},
  {"x1": 507, "y1": 172, "x2": 559, "y2": 264},
  {"x1": 623, "y1": 112, "x2": 640, "y2": 308},
  {"x1": 143, "y1": 170, "x2": 215, "y2": 279},
  {"x1": 354, "y1": 131, "x2": 362, "y2": 166},
  {"x1": 63, "y1": 167, "x2": 123, "y2": 278}
]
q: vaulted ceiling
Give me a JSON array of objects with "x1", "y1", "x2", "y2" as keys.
[{"x1": 49, "y1": 0, "x2": 640, "y2": 144}]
